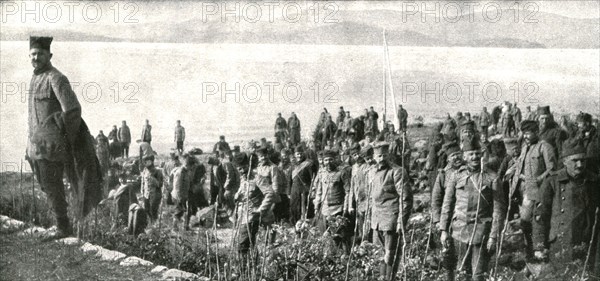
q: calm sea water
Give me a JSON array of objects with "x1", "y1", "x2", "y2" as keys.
[{"x1": 1, "y1": 41, "x2": 598, "y2": 169}]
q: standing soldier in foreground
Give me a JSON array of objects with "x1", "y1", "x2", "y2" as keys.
[
  {"x1": 26, "y1": 36, "x2": 102, "y2": 240},
  {"x1": 119, "y1": 120, "x2": 131, "y2": 158},
  {"x1": 290, "y1": 145, "x2": 314, "y2": 223},
  {"x1": 313, "y1": 150, "x2": 352, "y2": 253},
  {"x1": 369, "y1": 142, "x2": 413, "y2": 281},
  {"x1": 174, "y1": 120, "x2": 185, "y2": 154},
  {"x1": 439, "y1": 138, "x2": 506, "y2": 281},
  {"x1": 429, "y1": 142, "x2": 462, "y2": 278},
  {"x1": 510, "y1": 120, "x2": 556, "y2": 258},
  {"x1": 534, "y1": 139, "x2": 599, "y2": 279},
  {"x1": 141, "y1": 119, "x2": 152, "y2": 144}
]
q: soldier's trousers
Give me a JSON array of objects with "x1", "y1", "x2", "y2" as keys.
[
  {"x1": 449, "y1": 240, "x2": 489, "y2": 281},
  {"x1": 33, "y1": 160, "x2": 70, "y2": 232},
  {"x1": 121, "y1": 143, "x2": 129, "y2": 158},
  {"x1": 143, "y1": 195, "x2": 161, "y2": 222},
  {"x1": 374, "y1": 230, "x2": 404, "y2": 281}
]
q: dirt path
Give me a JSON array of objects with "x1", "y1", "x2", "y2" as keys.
[{"x1": 0, "y1": 230, "x2": 157, "y2": 281}]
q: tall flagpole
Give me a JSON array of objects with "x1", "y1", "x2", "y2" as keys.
[
  {"x1": 383, "y1": 29, "x2": 398, "y2": 130},
  {"x1": 383, "y1": 29, "x2": 387, "y2": 125}
]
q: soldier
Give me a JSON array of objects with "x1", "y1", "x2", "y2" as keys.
[
  {"x1": 95, "y1": 130, "x2": 110, "y2": 177},
  {"x1": 174, "y1": 120, "x2": 185, "y2": 154},
  {"x1": 440, "y1": 138, "x2": 506, "y2": 281},
  {"x1": 336, "y1": 107, "x2": 346, "y2": 138},
  {"x1": 428, "y1": 142, "x2": 463, "y2": 274},
  {"x1": 278, "y1": 148, "x2": 293, "y2": 223},
  {"x1": 368, "y1": 106, "x2": 380, "y2": 136},
  {"x1": 509, "y1": 120, "x2": 556, "y2": 258},
  {"x1": 141, "y1": 119, "x2": 152, "y2": 144},
  {"x1": 290, "y1": 145, "x2": 315, "y2": 223},
  {"x1": 213, "y1": 135, "x2": 231, "y2": 157},
  {"x1": 524, "y1": 106, "x2": 536, "y2": 121},
  {"x1": 162, "y1": 152, "x2": 181, "y2": 205},
  {"x1": 537, "y1": 106, "x2": 568, "y2": 159},
  {"x1": 574, "y1": 112, "x2": 599, "y2": 174},
  {"x1": 352, "y1": 115, "x2": 366, "y2": 141},
  {"x1": 479, "y1": 107, "x2": 491, "y2": 141},
  {"x1": 119, "y1": 120, "x2": 131, "y2": 158},
  {"x1": 274, "y1": 113, "x2": 288, "y2": 146},
  {"x1": 26, "y1": 36, "x2": 102, "y2": 241},
  {"x1": 313, "y1": 150, "x2": 352, "y2": 252},
  {"x1": 513, "y1": 103, "x2": 522, "y2": 134},
  {"x1": 287, "y1": 112, "x2": 301, "y2": 147},
  {"x1": 349, "y1": 145, "x2": 373, "y2": 242},
  {"x1": 533, "y1": 139, "x2": 599, "y2": 278},
  {"x1": 369, "y1": 142, "x2": 413, "y2": 281},
  {"x1": 431, "y1": 142, "x2": 462, "y2": 230},
  {"x1": 397, "y1": 105, "x2": 408, "y2": 133},
  {"x1": 254, "y1": 147, "x2": 282, "y2": 242},
  {"x1": 322, "y1": 115, "x2": 337, "y2": 149},
  {"x1": 234, "y1": 155, "x2": 276, "y2": 261},
  {"x1": 108, "y1": 125, "x2": 118, "y2": 142},
  {"x1": 140, "y1": 154, "x2": 163, "y2": 223},
  {"x1": 171, "y1": 154, "x2": 192, "y2": 231}
]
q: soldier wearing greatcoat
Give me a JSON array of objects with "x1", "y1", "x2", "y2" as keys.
[
  {"x1": 26, "y1": 36, "x2": 102, "y2": 241},
  {"x1": 439, "y1": 138, "x2": 506, "y2": 281},
  {"x1": 533, "y1": 138, "x2": 599, "y2": 279}
]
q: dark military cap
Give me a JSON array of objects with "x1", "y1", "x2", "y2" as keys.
[
  {"x1": 255, "y1": 147, "x2": 269, "y2": 156},
  {"x1": 233, "y1": 145, "x2": 240, "y2": 152},
  {"x1": 30, "y1": 36, "x2": 53, "y2": 51},
  {"x1": 461, "y1": 137, "x2": 481, "y2": 152},
  {"x1": 317, "y1": 150, "x2": 324, "y2": 157},
  {"x1": 443, "y1": 142, "x2": 461, "y2": 156},
  {"x1": 576, "y1": 112, "x2": 592, "y2": 123},
  {"x1": 323, "y1": 150, "x2": 337, "y2": 159},
  {"x1": 561, "y1": 138, "x2": 586, "y2": 158},
  {"x1": 521, "y1": 120, "x2": 539, "y2": 132},
  {"x1": 537, "y1": 106, "x2": 551, "y2": 116},
  {"x1": 294, "y1": 144, "x2": 305, "y2": 154},
  {"x1": 373, "y1": 142, "x2": 390, "y2": 154}
]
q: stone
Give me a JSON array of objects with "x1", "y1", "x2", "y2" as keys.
[
  {"x1": 80, "y1": 242, "x2": 101, "y2": 253},
  {"x1": 57, "y1": 237, "x2": 82, "y2": 245},
  {"x1": 95, "y1": 247, "x2": 127, "y2": 261},
  {"x1": 120, "y1": 256, "x2": 153, "y2": 266},
  {"x1": 409, "y1": 213, "x2": 427, "y2": 225},
  {"x1": 1, "y1": 218, "x2": 25, "y2": 231},
  {"x1": 17, "y1": 226, "x2": 47, "y2": 236},
  {"x1": 151, "y1": 265, "x2": 168, "y2": 273},
  {"x1": 161, "y1": 268, "x2": 199, "y2": 280}
]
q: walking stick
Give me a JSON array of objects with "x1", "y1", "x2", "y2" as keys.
[
  {"x1": 420, "y1": 214, "x2": 433, "y2": 281},
  {"x1": 581, "y1": 207, "x2": 599, "y2": 281},
  {"x1": 459, "y1": 161, "x2": 484, "y2": 272},
  {"x1": 392, "y1": 131, "x2": 408, "y2": 280},
  {"x1": 492, "y1": 180, "x2": 516, "y2": 279},
  {"x1": 31, "y1": 163, "x2": 37, "y2": 224}
]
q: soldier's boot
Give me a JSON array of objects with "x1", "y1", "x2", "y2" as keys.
[{"x1": 445, "y1": 270, "x2": 455, "y2": 281}]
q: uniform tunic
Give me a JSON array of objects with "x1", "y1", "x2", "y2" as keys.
[{"x1": 369, "y1": 161, "x2": 412, "y2": 232}]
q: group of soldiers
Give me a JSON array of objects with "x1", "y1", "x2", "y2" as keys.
[{"x1": 26, "y1": 37, "x2": 599, "y2": 280}]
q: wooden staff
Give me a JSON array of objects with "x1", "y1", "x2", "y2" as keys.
[{"x1": 581, "y1": 207, "x2": 599, "y2": 280}]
